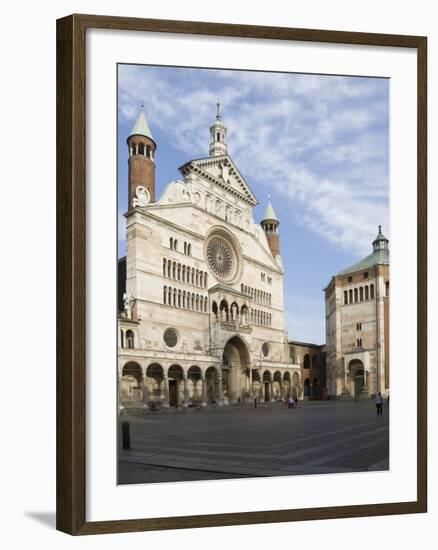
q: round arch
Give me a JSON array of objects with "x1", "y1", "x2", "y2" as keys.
[
  {"x1": 187, "y1": 365, "x2": 202, "y2": 404},
  {"x1": 120, "y1": 362, "x2": 143, "y2": 406},
  {"x1": 348, "y1": 359, "x2": 366, "y2": 397},
  {"x1": 145, "y1": 363, "x2": 164, "y2": 406},
  {"x1": 222, "y1": 334, "x2": 251, "y2": 403},
  {"x1": 168, "y1": 364, "x2": 184, "y2": 407}
]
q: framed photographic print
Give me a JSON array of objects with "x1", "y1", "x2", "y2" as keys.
[{"x1": 56, "y1": 14, "x2": 427, "y2": 535}]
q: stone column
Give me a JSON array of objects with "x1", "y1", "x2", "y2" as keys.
[
  {"x1": 201, "y1": 374, "x2": 207, "y2": 407},
  {"x1": 183, "y1": 374, "x2": 189, "y2": 407},
  {"x1": 218, "y1": 374, "x2": 224, "y2": 405},
  {"x1": 117, "y1": 372, "x2": 123, "y2": 413},
  {"x1": 259, "y1": 369, "x2": 264, "y2": 403},
  {"x1": 162, "y1": 375, "x2": 169, "y2": 408},
  {"x1": 142, "y1": 381, "x2": 149, "y2": 408}
]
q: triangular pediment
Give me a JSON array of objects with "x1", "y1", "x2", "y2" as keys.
[{"x1": 179, "y1": 155, "x2": 258, "y2": 207}]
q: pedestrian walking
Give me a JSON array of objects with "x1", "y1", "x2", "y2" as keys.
[
  {"x1": 254, "y1": 396, "x2": 257, "y2": 408},
  {"x1": 375, "y1": 391, "x2": 384, "y2": 415}
]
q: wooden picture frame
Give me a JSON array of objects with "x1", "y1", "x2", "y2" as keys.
[{"x1": 56, "y1": 13, "x2": 427, "y2": 535}]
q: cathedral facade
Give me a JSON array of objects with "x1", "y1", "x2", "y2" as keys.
[
  {"x1": 324, "y1": 229, "x2": 390, "y2": 399},
  {"x1": 118, "y1": 106, "x2": 301, "y2": 409}
]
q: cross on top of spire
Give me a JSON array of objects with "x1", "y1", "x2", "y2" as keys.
[{"x1": 216, "y1": 101, "x2": 221, "y2": 120}]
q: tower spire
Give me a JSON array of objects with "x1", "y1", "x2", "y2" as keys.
[
  {"x1": 127, "y1": 107, "x2": 157, "y2": 207},
  {"x1": 261, "y1": 196, "x2": 280, "y2": 258},
  {"x1": 209, "y1": 102, "x2": 227, "y2": 157},
  {"x1": 373, "y1": 225, "x2": 389, "y2": 252}
]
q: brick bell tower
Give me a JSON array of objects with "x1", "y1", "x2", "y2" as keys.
[
  {"x1": 127, "y1": 107, "x2": 156, "y2": 208},
  {"x1": 261, "y1": 196, "x2": 280, "y2": 258}
]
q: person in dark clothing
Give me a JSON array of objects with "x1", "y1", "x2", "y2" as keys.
[{"x1": 375, "y1": 391, "x2": 384, "y2": 415}]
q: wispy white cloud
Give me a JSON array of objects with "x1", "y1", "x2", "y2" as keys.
[{"x1": 118, "y1": 65, "x2": 389, "y2": 256}]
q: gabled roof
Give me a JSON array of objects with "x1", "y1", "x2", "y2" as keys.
[
  {"x1": 129, "y1": 111, "x2": 154, "y2": 141},
  {"x1": 178, "y1": 154, "x2": 258, "y2": 207},
  {"x1": 336, "y1": 247, "x2": 389, "y2": 276}
]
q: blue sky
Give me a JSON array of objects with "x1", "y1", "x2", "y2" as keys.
[{"x1": 117, "y1": 64, "x2": 389, "y2": 344}]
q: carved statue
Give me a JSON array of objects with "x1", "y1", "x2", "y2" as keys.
[
  {"x1": 220, "y1": 161, "x2": 230, "y2": 183},
  {"x1": 132, "y1": 185, "x2": 150, "y2": 208},
  {"x1": 123, "y1": 293, "x2": 135, "y2": 319}
]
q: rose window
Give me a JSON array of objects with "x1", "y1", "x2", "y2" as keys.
[{"x1": 206, "y1": 237, "x2": 234, "y2": 278}]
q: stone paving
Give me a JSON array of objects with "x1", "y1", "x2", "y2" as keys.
[{"x1": 118, "y1": 400, "x2": 389, "y2": 484}]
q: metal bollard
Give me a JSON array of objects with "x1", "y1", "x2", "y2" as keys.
[{"x1": 121, "y1": 421, "x2": 131, "y2": 450}]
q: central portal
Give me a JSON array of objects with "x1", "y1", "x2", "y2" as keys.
[{"x1": 222, "y1": 335, "x2": 251, "y2": 404}]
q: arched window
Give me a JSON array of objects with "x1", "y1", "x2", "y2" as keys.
[
  {"x1": 146, "y1": 145, "x2": 151, "y2": 158},
  {"x1": 349, "y1": 289, "x2": 353, "y2": 303},
  {"x1": 184, "y1": 242, "x2": 187, "y2": 254},
  {"x1": 385, "y1": 281, "x2": 389, "y2": 297},
  {"x1": 359, "y1": 287, "x2": 364, "y2": 301},
  {"x1": 163, "y1": 258, "x2": 167, "y2": 276},
  {"x1": 126, "y1": 330, "x2": 135, "y2": 349},
  {"x1": 182, "y1": 290, "x2": 186, "y2": 309},
  {"x1": 177, "y1": 264, "x2": 181, "y2": 281},
  {"x1": 138, "y1": 144, "x2": 145, "y2": 155},
  {"x1": 172, "y1": 262, "x2": 176, "y2": 279},
  {"x1": 168, "y1": 286, "x2": 171, "y2": 305},
  {"x1": 370, "y1": 284, "x2": 375, "y2": 299},
  {"x1": 163, "y1": 286, "x2": 167, "y2": 305},
  {"x1": 120, "y1": 330, "x2": 124, "y2": 348},
  {"x1": 212, "y1": 300, "x2": 218, "y2": 319},
  {"x1": 173, "y1": 288, "x2": 177, "y2": 306},
  {"x1": 344, "y1": 290, "x2": 348, "y2": 305},
  {"x1": 217, "y1": 132, "x2": 220, "y2": 142},
  {"x1": 182, "y1": 265, "x2": 186, "y2": 282},
  {"x1": 174, "y1": 239, "x2": 178, "y2": 252},
  {"x1": 204, "y1": 297, "x2": 208, "y2": 313},
  {"x1": 365, "y1": 286, "x2": 369, "y2": 300},
  {"x1": 188, "y1": 244, "x2": 191, "y2": 256},
  {"x1": 167, "y1": 261, "x2": 171, "y2": 278},
  {"x1": 178, "y1": 289, "x2": 181, "y2": 308},
  {"x1": 354, "y1": 288, "x2": 358, "y2": 303},
  {"x1": 169, "y1": 237, "x2": 173, "y2": 250},
  {"x1": 303, "y1": 354, "x2": 311, "y2": 369}
]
